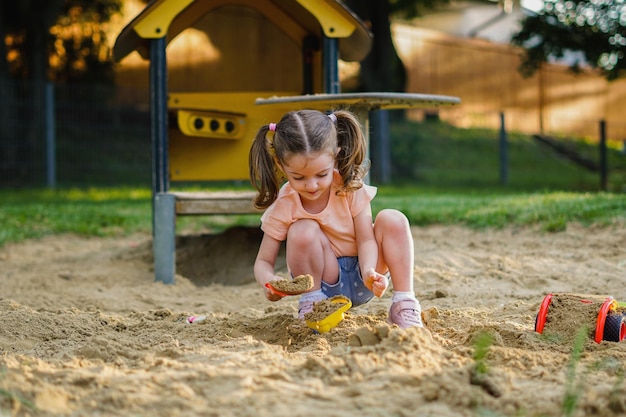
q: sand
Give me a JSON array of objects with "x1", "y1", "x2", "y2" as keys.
[
  {"x1": 269, "y1": 275, "x2": 314, "y2": 296},
  {"x1": 1, "y1": 223, "x2": 625, "y2": 417}
]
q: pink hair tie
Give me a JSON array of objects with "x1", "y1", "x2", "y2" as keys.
[
  {"x1": 269, "y1": 123, "x2": 277, "y2": 132},
  {"x1": 328, "y1": 113, "x2": 337, "y2": 123}
]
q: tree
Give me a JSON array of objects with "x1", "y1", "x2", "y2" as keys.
[
  {"x1": 1, "y1": 0, "x2": 122, "y2": 83},
  {"x1": 343, "y1": 0, "x2": 450, "y2": 93},
  {"x1": 0, "y1": 0, "x2": 122, "y2": 186},
  {"x1": 0, "y1": 1, "x2": 62, "y2": 82},
  {"x1": 343, "y1": 0, "x2": 406, "y2": 93},
  {"x1": 512, "y1": 1, "x2": 626, "y2": 80}
]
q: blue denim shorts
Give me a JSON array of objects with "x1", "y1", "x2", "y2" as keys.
[{"x1": 321, "y1": 256, "x2": 374, "y2": 307}]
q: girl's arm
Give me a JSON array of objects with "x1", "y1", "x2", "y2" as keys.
[
  {"x1": 354, "y1": 204, "x2": 387, "y2": 297},
  {"x1": 254, "y1": 233, "x2": 285, "y2": 301}
]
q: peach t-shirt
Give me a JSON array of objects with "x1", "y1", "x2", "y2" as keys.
[{"x1": 260, "y1": 178, "x2": 377, "y2": 257}]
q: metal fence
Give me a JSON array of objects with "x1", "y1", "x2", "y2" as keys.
[
  {"x1": 1, "y1": 78, "x2": 624, "y2": 190},
  {"x1": 0, "y1": 79, "x2": 151, "y2": 188}
]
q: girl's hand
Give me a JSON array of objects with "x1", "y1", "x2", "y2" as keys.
[
  {"x1": 264, "y1": 279, "x2": 285, "y2": 302},
  {"x1": 363, "y1": 268, "x2": 389, "y2": 298}
]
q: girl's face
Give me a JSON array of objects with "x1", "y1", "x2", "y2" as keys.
[{"x1": 280, "y1": 151, "x2": 335, "y2": 204}]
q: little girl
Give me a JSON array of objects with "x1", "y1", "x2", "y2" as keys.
[{"x1": 248, "y1": 109, "x2": 422, "y2": 329}]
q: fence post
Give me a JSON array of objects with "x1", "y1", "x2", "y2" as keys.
[
  {"x1": 45, "y1": 82, "x2": 56, "y2": 188},
  {"x1": 599, "y1": 120, "x2": 607, "y2": 191},
  {"x1": 499, "y1": 112, "x2": 508, "y2": 186}
]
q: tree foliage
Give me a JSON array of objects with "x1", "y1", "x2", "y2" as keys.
[
  {"x1": 0, "y1": 0, "x2": 122, "y2": 187},
  {"x1": 1, "y1": 0, "x2": 122, "y2": 83},
  {"x1": 512, "y1": 1, "x2": 626, "y2": 80}
]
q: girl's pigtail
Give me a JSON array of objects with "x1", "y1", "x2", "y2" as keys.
[
  {"x1": 249, "y1": 125, "x2": 281, "y2": 209},
  {"x1": 334, "y1": 110, "x2": 368, "y2": 192}
]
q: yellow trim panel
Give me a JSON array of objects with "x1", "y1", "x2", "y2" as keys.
[
  {"x1": 133, "y1": 0, "x2": 194, "y2": 39},
  {"x1": 296, "y1": 0, "x2": 356, "y2": 38}
]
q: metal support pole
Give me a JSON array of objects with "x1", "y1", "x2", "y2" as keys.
[
  {"x1": 150, "y1": 37, "x2": 169, "y2": 197},
  {"x1": 302, "y1": 35, "x2": 318, "y2": 95},
  {"x1": 499, "y1": 112, "x2": 508, "y2": 186},
  {"x1": 599, "y1": 120, "x2": 607, "y2": 191},
  {"x1": 322, "y1": 35, "x2": 339, "y2": 94},
  {"x1": 154, "y1": 193, "x2": 176, "y2": 284},
  {"x1": 150, "y1": 37, "x2": 174, "y2": 283},
  {"x1": 370, "y1": 109, "x2": 391, "y2": 184},
  {"x1": 44, "y1": 82, "x2": 56, "y2": 188}
]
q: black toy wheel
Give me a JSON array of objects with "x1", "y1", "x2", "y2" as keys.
[{"x1": 603, "y1": 314, "x2": 626, "y2": 342}]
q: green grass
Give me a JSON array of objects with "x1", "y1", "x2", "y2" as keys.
[
  {"x1": 0, "y1": 187, "x2": 624, "y2": 247},
  {"x1": 1, "y1": 121, "x2": 624, "y2": 247},
  {"x1": 562, "y1": 327, "x2": 589, "y2": 417},
  {"x1": 390, "y1": 119, "x2": 626, "y2": 192},
  {"x1": 0, "y1": 188, "x2": 152, "y2": 245},
  {"x1": 373, "y1": 189, "x2": 626, "y2": 231},
  {"x1": 0, "y1": 368, "x2": 37, "y2": 412}
]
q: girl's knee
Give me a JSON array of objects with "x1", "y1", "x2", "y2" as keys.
[
  {"x1": 375, "y1": 209, "x2": 410, "y2": 232},
  {"x1": 287, "y1": 219, "x2": 322, "y2": 245}
]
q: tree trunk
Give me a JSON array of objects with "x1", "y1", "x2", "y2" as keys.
[{"x1": 343, "y1": 0, "x2": 407, "y2": 93}]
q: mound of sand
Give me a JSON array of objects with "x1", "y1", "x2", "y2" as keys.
[{"x1": 1, "y1": 224, "x2": 625, "y2": 416}]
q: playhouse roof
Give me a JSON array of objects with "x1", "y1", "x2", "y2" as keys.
[{"x1": 113, "y1": 0, "x2": 373, "y2": 63}]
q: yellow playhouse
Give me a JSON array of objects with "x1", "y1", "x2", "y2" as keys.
[{"x1": 113, "y1": 0, "x2": 460, "y2": 283}]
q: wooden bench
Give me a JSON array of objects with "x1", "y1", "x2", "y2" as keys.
[
  {"x1": 153, "y1": 190, "x2": 261, "y2": 284},
  {"x1": 171, "y1": 191, "x2": 261, "y2": 215}
]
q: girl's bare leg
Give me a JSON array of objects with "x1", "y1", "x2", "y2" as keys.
[
  {"x1": 286, "y1": 219, "x2": 339, "y2": 290},
  {"x1": 374, "y1": 209, "x2": 414, "y2": 293},
  {"x1": 286, "y1": 219, "x2": 338, "y2": 318},
  {"x1": 374, "y1": 209, "x2": 422, "y2": 329}
]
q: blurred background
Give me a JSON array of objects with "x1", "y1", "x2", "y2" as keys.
[{"x1": 1, "y1": 0, "x2": 624, "y2": 191}]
